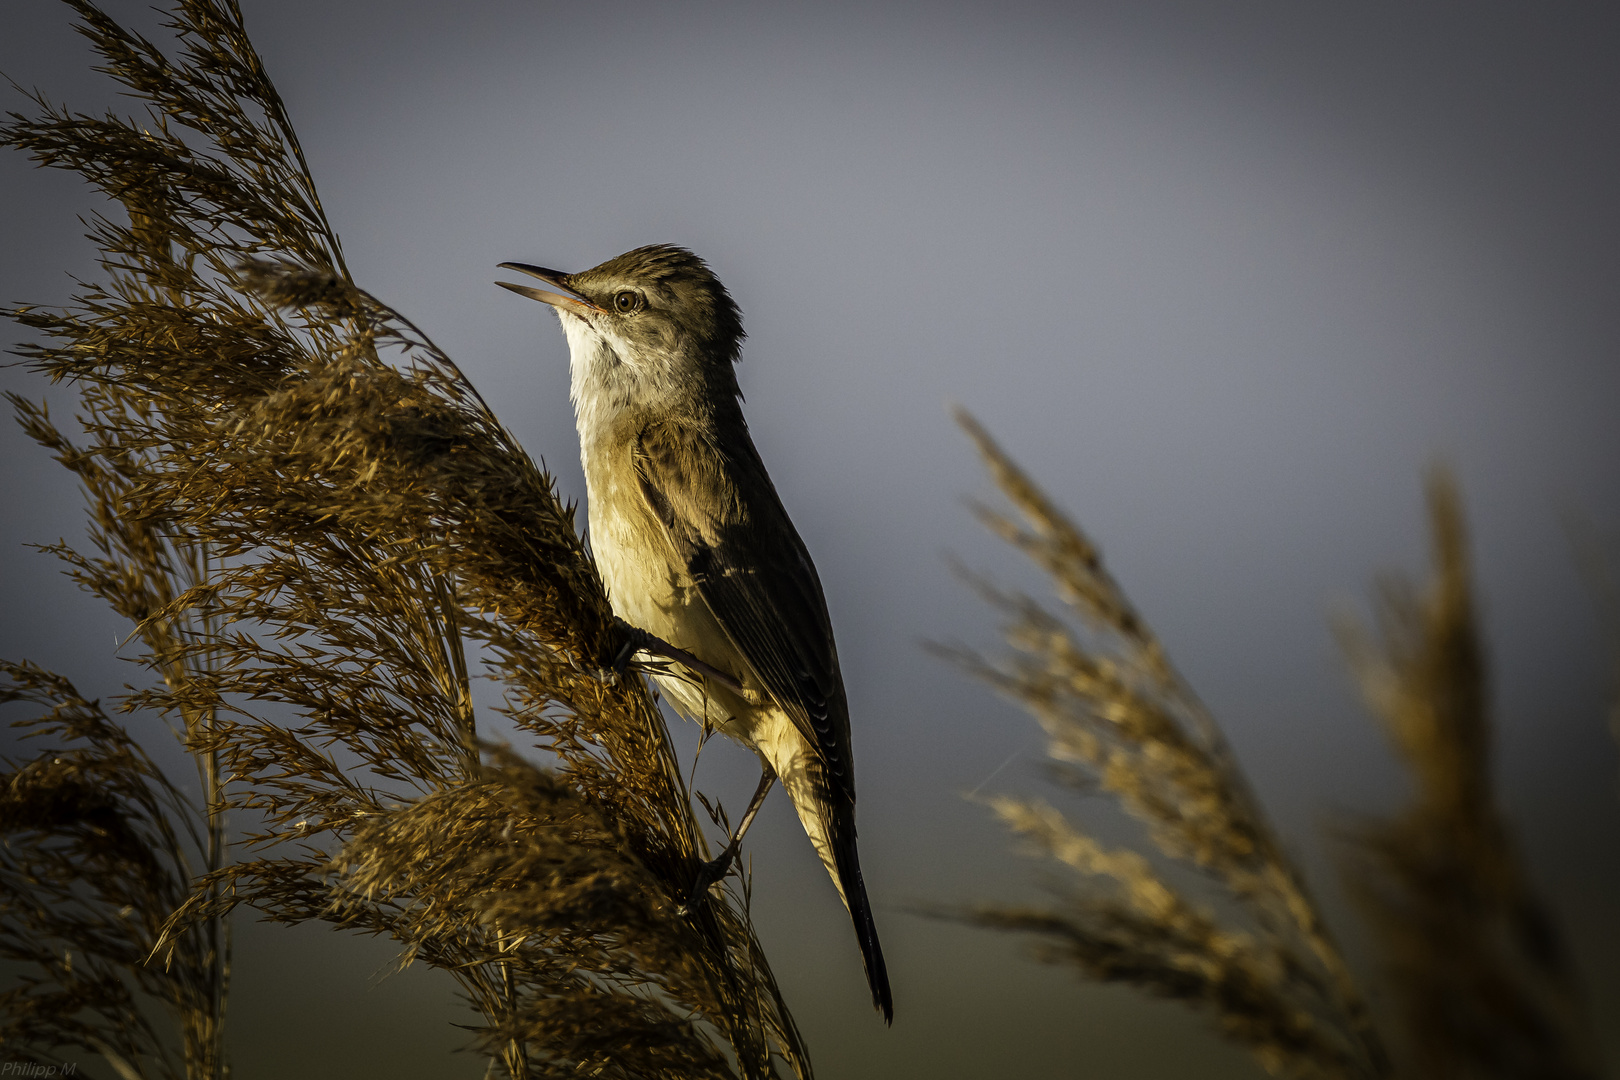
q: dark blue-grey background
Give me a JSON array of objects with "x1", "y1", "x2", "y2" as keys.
[{"x1": 4, "y1": 2, "x2": 1618, "y2": 1077}]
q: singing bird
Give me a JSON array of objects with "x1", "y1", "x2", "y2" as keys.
[{"x1": 497, "y1": 244, "x2": 893, "y2": 1022}]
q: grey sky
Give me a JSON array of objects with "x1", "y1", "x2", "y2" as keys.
[{"x1": 3, "y1": 2, "x2": 1618, "y2": 1077}]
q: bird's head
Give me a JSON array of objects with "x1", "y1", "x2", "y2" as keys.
[{"x1": 498, "y1": 244, "x2": 745, "y2": 416}]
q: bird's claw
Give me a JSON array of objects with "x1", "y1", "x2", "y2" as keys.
[
  {"x1": 607, "y1": 617, "x2": 748, "y2": 695},
  {"x1": 610, "y1": 618, "x2": 646, "y2": 677},
  {"x1": 677, "y1": 851, "x2": 736, "y2": 914}
]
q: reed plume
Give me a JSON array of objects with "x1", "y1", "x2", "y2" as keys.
[
  {"x1": 944, "y1": 414, "x2": 1607, "y2": 1080},
  {"x1": 1, "y1": 662, "x2": 226, "y2": 1079},
  {"x1": 1337, "y1": 474, "x2": 1601, "y2": 1079},
  {"x1": 936, "y1": 410, "x2": 1387, "y2": 1079},
  {"x1": 2, "y1": 2, "x2": 806, "y2": 1076}
]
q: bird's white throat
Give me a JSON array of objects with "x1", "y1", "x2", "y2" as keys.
[
  {"x1": 559, "y1": 312, "x2": 637, "y2": 454},
  {"x1": 559, "y1": 310, "x2": 692, "y2": 457}
]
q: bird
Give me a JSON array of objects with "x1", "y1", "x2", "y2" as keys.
[{"x1": 497, "y1": 244, "x2": 892, "y2": 1023}]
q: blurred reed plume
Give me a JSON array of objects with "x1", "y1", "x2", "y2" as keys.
[
  {"x1": 944, "y1": 414, "x2": 1606, "y2": 1079},
  {"x1": 936, "y1": 409, "x2": 1389, "y2": 1080},
  {"x1": 1337, "y1": 475, "x2": 1601, "y2": 1079},
  {"x1": 1, "y1": 2, "x2": 806, "y2": 1077}
]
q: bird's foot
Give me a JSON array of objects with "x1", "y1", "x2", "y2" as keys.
[
  {"x1": 583, "y1": 622, "x2": 652, "y2": 686},
  {"x1": 677, "y1": 850, "x2": 737, "y2": 914},
  {"x1": 607, "y1": 617, "x2": 748, "y2": 695},
  {"x1": 610, "y1": 620, "x2": 649, "y2": 677}
]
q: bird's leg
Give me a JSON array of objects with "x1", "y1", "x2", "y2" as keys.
[
  {"x1": 609, "y1": 617, "x2": 748, "y2": 695},
  {"x1": 686, "y1": 764, "x2": 777, "y2": 906},
  {"x1": 608, "y1": 623, "x2": 646, "y2": 676}
]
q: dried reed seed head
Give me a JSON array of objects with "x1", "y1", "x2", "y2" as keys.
[
  {"x1": 3, "y1": 1, "x2": 809, "y2": 1072},
  {"x1": 946, "y1": 413, "x2": 1390, "y2": 1079},
  {"x1": 0, "y1": 759, "x2": 124, "y2": 836},
  {"x1": 1334, "y1": 471, "x2": 1602, "y2": 1079},
  {"x1": 234, "y1": 257, "x2": 356, "y2": 315}
]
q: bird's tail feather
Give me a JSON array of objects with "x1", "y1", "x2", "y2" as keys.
[
  {"x1": 830, "y1": 803, "x2": 893, "y2": 1024},
  {"x1": 774, "y1": 744, "x2": 893, "y2": 1022}
]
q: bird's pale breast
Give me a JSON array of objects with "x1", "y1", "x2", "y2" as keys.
[{"x1": 585, "y1": 432, "x2": 751, "y2": 730}]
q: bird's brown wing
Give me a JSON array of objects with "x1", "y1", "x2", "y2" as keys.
[{"x1": 633, "y1": 417, "x2": 855, "y2": 802}]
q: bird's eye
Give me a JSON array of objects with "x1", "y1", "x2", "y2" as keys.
[{"x1": 613, "y1": 291, "x2": 640, "y2": 313}]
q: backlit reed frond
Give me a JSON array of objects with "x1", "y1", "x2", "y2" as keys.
[
  {"x1": 1337, "y1": 474, "x2": 1600, "y2": 1079},
  {"x1": 2, "y1": 2, "x2": 805, "y2": 1076},
  {"x1": 937, "y1": 410, "x2": 1388, "y2": 1080}
]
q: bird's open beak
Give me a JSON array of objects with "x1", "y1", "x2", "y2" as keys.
[{"x1": 495, "y1": 262, "x2": 607, "y2": 314}]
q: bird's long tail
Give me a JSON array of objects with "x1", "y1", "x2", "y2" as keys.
[
  {"x1": 773, "y1": 742, "x2": 893, "y2": 1022},
  {"x1": 828, "y1": 802, "x2": 894, "y2": 1024}
]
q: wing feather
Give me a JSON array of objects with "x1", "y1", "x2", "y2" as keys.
[{"x1": 633, "y1": 418, "x2": 855, "y2": 800}]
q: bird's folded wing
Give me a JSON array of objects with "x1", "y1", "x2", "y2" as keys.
[{"x1": 634, "y1": 418, "x2": 855, "y2": 801}]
